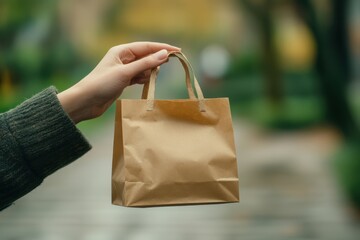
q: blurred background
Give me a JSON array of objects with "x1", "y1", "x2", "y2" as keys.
[{"x1": 1, "y1": 0, "x2": 360, "y2": 239}]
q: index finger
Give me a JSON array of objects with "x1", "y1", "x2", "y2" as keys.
[{"x1": 118, "y1": 42, "x2": 181, "y2": 58}]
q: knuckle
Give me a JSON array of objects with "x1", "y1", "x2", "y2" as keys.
[
  {"x1": 108, "y1": 46, "x2": 116, "y2": 53},
  {"x1": 108, "y1": 46, "x2": 121, "y2": 54}
]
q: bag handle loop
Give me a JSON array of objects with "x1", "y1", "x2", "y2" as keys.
[
  {"x1": 142, "y1": 51, "x2": 206, "y2": 112},
  {"x1": 142, "y1": 51, "x2": 196, "y2": 100}
]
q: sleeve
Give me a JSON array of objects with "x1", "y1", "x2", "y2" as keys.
[{"x1": 0, "y1": 87, "x2": 92, "y2": 210}]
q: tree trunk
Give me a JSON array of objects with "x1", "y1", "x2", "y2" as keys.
[
  {"x1": 239, "y1": 0, "x2": 283, "y2": 104},
  {"x1": 296, "y1": 0, "x2": 359, "y2": 139}
]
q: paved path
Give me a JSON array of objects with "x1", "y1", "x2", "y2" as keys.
[{"x1": 1, "y1": 118, "x2": 359, "y2": 240}]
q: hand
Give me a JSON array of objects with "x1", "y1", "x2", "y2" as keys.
[{"x1": 57, "y1": 42, "x2": 180, "y2": 123}]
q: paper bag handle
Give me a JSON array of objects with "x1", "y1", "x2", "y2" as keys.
[
  {"x1": 142, "y1": 51, "x2": 206, "y2": 112},
  {"x1": 142, "y1": 51, "x2": 196, "y2": 100}
]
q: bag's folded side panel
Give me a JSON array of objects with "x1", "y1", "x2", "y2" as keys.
[{"x1": 112, "y1": 101, "x2": 126, "y2": 205}]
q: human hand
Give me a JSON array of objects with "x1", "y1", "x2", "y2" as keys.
[{"x1": 57, "y1": 42, "x2": 180, "y2": 123}]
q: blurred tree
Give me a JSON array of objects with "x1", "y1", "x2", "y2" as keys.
[
  {"x1": 235, "y1": 0, "x2": 360, "y2": 216},
  {"x1": 295, "y1": 0, "x2": 360, "y2": 217},
  {"x1": 237, "y1": 0, "x2": 283, "y2": 104},
  {"x1": 1, "y1": 0, "x2": 50, "y2": 85},
  {"x1": 0, "y1": 0, "x2": 82, "y2": 105},
  {"x1": 295, "y1": 0, "x2": 358, "y2": 139}
]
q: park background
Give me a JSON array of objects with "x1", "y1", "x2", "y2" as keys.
[{"x1": 1, "y1": 0, "x2": 360, "y2": 239}]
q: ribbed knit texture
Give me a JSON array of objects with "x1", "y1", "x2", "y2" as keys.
[{"x1": 0, "y1": 87, "x2": 91, "y2": 210}]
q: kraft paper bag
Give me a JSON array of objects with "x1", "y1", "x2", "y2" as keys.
[{"x1": 112, "y1": 51, "x2": 239, "y2": 207}]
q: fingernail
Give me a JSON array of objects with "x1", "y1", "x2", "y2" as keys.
[{"x1": 153, "y1": 49, "x2": 168, "y2": 60}]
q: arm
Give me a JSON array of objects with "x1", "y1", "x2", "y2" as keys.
[
  {"x1": 0, "y1": 42, "x2": 179, "y2": 210},
  {"x1": 0, "y1": 87, "x2": 91, "y2": 210}
]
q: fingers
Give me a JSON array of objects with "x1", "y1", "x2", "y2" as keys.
[
  {"x1": 124, "y1": 49, "x2": 169, "y2": 78},
  {"x1": 107, "y1": 42, "x2": 180, "y2": 83},
  {"x1": 115, "y1": 42, "x2": 180, "y2": 59}
]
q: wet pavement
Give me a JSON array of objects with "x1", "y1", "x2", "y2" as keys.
[{"x1": 1, "y1": 118, "x2": 359, "y2": 240}]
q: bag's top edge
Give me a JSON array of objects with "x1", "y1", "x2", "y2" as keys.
[{"x1": 118, "y1": 98, "x2": 229, "y2": 102}]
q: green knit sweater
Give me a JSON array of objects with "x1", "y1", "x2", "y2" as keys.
[{"x1": 0, "y1": 87, "x2": 92, "y2": 210}]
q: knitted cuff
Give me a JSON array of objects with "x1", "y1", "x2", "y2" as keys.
[{"x1": 4, "y1": 86, "x2": 92, "y2": 178}]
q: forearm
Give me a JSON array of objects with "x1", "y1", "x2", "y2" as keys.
[{"x1": 0, "y1": 87, "x2": 91, "y2": 210}]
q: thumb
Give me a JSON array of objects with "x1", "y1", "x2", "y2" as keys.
[{"x1": 124, "y1": 49, "x2": 168, "y2": 78}]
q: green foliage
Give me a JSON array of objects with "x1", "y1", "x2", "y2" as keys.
[
  {"x1": 225, "y1": 51, "x2": 262, "y2": 78},
  {"x1": 332, "y1": 141, "x2": 360, "y2": 206},
  {"x1": 0, "y1": 0, "x2": 88, "y2": 110},
  {"x1": 206, "y1": 50, "x2": 325, "y2": 130}
]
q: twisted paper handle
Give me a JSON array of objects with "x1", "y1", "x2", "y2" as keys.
[{"x1": 142, "y1": 51, "x2": 206, "y2": 112}]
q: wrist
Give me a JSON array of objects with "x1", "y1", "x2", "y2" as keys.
[{"x1": 57, "y1": 86, "x2": 92, "y2": 124}]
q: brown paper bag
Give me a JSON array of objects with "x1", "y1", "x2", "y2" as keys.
[{"x1": 112, "y1": 51, "x2": 239, "y2": 207}]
